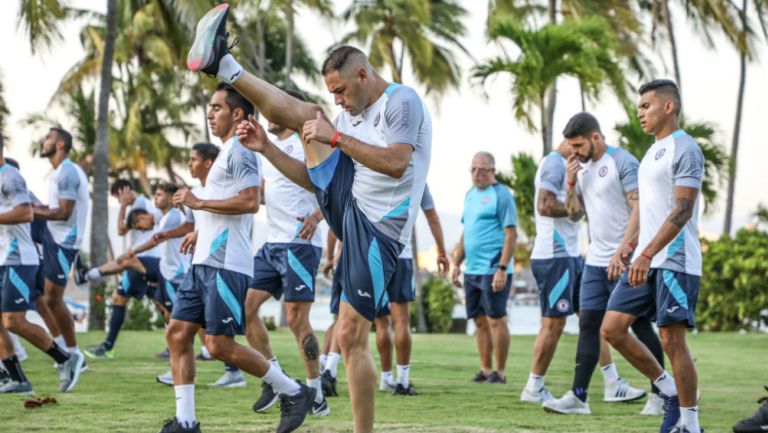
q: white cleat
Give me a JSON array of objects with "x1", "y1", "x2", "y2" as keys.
[
  {"x1": 521, "y1": 387, "x2": 555, "y2": 403},
  {"x1": 156, "y1": 370, "x2": 174, "y2": 386},
  {"x1": 208, "y1": 370, "x2": 247, "y2": 388},
  {"x1": 379, "y1": 380, "x2": 396, "y2": 392},
  {"x1": 640, "y1": 392, "x2": 665, "y2": 416},
  {"x1": 604, "y1": 378, "x2": 647, "y2": 403},
  {"x1": 543, "y1": 390, "x2": 592, "y2": 415}
]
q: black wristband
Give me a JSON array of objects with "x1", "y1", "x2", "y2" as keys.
[{"x1": 498, "y1": 264, "x2": 508, "y2": 272}]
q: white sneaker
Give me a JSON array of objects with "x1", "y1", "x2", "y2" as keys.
[
  {"x1": 156, "y1": 370, "x2": 174, "y2": 386},
  {"x1": 521, "y1": 387, "x2": 555, "y2": 403},
  {"x1": 208, "y1": 370, "x2": 247, "y2": 388},
  {"x1": 640, "y1": 392, "x2": 664, "y2": 416},
  {"x1": 379, "y1": 379, "x2": 396, "y2": 392},
  {"x1": 604, "y1": 378, "x2": 646, "y2": 402},
  {"x1": 543, "y1": 390, "x2": 591, "y2": 414}
]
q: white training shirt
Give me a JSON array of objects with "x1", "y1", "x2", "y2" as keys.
[
  {"x1": 0, "y1": 165, "x2": 38, "y2": 266},
  {"x1": 128, "y1": 195, "x2": 162, "y2": 257},
  {"x1": 577, "y1": 146, "x2": 639, "y2": 267},
  {"x1": 398, "y1": 184, "x2": 435, "y2": 259},
  {"x1": 263, "y1": 132, "x2": 322, "y2": 247},
  {"x1": 158, "y1": 207, "x2": 190, "y2": 283},
  {"x1": 634, "y1": 130, "x2": 704, "y2": 276},
  {"x1": 46, "y1": 159, "x2": 89, "y2": 249},
  {"x1": 192, "y1": 136, "x2": 261, "y2": 276},
  {"x1": 531, "y1": 151, "x2": 580, "y2": 259},
  {"x1": 334, "y1": 82, "x2": 432, "y2": 246}
]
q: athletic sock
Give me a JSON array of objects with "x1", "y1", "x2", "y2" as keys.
[
  {"x1": 263, "y1": 364, "x2": 300, "y2": 396},
  {"x1": 680, "y1": 406, "x2": 700, "y2": 432},
  {"x1": 174, "y1": 384, "x2": 196, "y2": 428},
  {"x1": 653, "y1": 372, "x2": 678, "y2": 397},
  {"x1": 46, "y1": 342, "x2": 71, "y2": 364},
  {"x1": 85, "y1": 268, "x2": 102, "y2": 281},
  {"x1": 54, "y1": 335, "x2": 66, "y2": 348},
  {"x1": 10, "y1": 333, "x2": 26, "y2": 359},
  {"x1": 319, "y1": 354, "x2": 327, "y2": 372},
  {"x1": 573, "y1": 387, "x2": 588, "y2": 402},
  {"x1": 600, "y1": 363, "x2": 620, "y2": 385},
  {"x1": 217, "y1": 54, "x2": 242, "y2": 84},
  {"x1": 201, "y1": 345, "x2": 212, "y2": 359},
  {"x1": 396, "y1": 364, "x2": 410, "y2": 387},
  {"x1": 105, "y1": 304, "x2": 127, "y2": 350},
  {"x1": 307, "y1": 377, "x2": 323, "y2": 403},
  {"x1": 225, "y1": 364, "x2": 239, "y2": 373},
  {"x1": 2, "y1": 355, "x2": 28, "y2": 383},
  {"x1": 572, "y1": 310, "x2": 602, "y2": 396},
  {"x1": 66, "y1": 345, "x2": 79, "y2": 355},
  {"x1": 269, "y1": 357, "x2": 281, "y2": 371},
  {"x1": 326, "y1": 352, "x2": 341, "y2": 378},
  {"x1": 380, "y1": 370, "x2": 393, "y2": 386},
  {"x1": 525, "y1": 373, "x2": 545, "y2": 393}
]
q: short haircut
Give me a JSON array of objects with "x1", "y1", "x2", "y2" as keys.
[
  {"x1": 474, "y1": 151, "x2": 496, "y2": 168},
  {"x1": 50, "y1": 127, "x2": 73, "y2": 152},
  {"x1": 215, "y1": 82, "x2": 254, "y2": 118},
  {"x1": 562, "y1": 112, "x2": 602, "y2": 138},
  {"x1": 322, "y1": 46, "x2": 367, "y2": 75},
  {"x1": 156, "y1": 182, "x2": 179, "y2": 196},
  {"x1": 5, "y1": 157, "x2": 19, "y2": 169},
  {"x1": 127, "y1": 208, "x2": 149, "y2": 229},
  {"x1": 191, "y1": 142, "x2": 220, "y2": 161},
  {"x1": 110, "y1": 178, "x2": 132, "y2": 196},
  {"x1": 639, "y1": 79, "x2": 681, "y2": 115}
]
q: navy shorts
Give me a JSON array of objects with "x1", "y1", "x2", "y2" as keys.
[
  {"x1": 531, "y1": 257, "x2": 582, "y2": 317},
  {"x1": 117, "y1": 256, "x2": 161, "y2": 300},
  {"x1": 464, "y1": 273, "x2": 512, "y2": 319},
  {"x1": 41, "y1": 228, "x2": 78, "y2": 287},
  {"x1": 376, "y1": 258, "x2": 415, "y2": 317},
  {"x1": 249, "y1": 243, "x2": 322, "y2": 302},
  {"x1": 171, "y1": 265, "x2": 251, "y2": 336},
  {"x1": 31, "y1": 259, "x2": 45, "y2": 300},
  {"x1": 155, "y1": 276, "x2": 180, "y2": 311},
  {"x1": 0, "y1": 265, "x2": 39, "y2": 313},
  {"x1": 329, "y1": 270, "x2": 341, "y2": 316},
  {"x1": 579, "y1": 265, "x2": 618, "y2": 311},
  {"x1": 607, "y1": 269, "x2": 700, "y2": 328},
  {"x1": 309, "y1": 150, "x2": 403, "y2": 322}
]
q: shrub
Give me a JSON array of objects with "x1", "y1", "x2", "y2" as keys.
[
  {"x1": 122, "y1": 295, "x2": 164, "y2": 330},
  {"x1": 423, "y1": 276, "x2": 456, "y2": 333}
]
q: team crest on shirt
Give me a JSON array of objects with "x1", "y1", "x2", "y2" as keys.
[
  {"x1": 374, "y1": 112, "x2": 381, "y2": 127},
  {"x1": 598, "y1": 166, "x2": 608, "y2": 177},
  {"x1": 481, "y1": 196, "x2": 490, "y2": 205},
  {"x1": 284, "y1": 144, "x2": 294, "y2": 154},
  {"x1": 556, "y1": 299, "x2": 570, "y2": 313},
  {"x1": 655, "y1": 148, "x2": 666, "y2": 160}
]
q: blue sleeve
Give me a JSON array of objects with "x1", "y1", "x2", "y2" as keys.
[
  {"x1": 3, "y1": 170, "x2": 31, "y2": 207},
  {"x1": 539, "y1": 154, "x2": 564, "y2": 193},
  {"x1": 613, "y1": 149, "x2": 639, "y2": 193},
  {"x1": 494, "y1": 185, "x2": 517, "y2": 228},
  {"x1": 384, "y1": 86, "x2": 424, "y2": 148},
  {"x1": 420, "y1": 184, "x2": 435, "y2": 212},
  {"x1": 460, "y1": 189, "x2": 471, "y2": 224},
  {"x1": 228, "y1": 144, "x2": 262, "y2": 192},
  {"x1": 672, "y1": 137, "x2": 704, "y2": 189},
  {"x1": 56, "y1": 164, "x2": 80, "y2": 201}
]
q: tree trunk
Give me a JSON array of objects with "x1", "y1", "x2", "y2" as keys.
[
  {"x1": 544, "y1": 85, "x2": 556, "y2": 155},
  {"x1": 662, "y1": 0, "x2": 682, "y2": 91},
  {"x1": 540, "y1": 93, "x2": 549, "y2": 157},
  {"x1": 202, "y1": 95, "x2": 210, "y2": 143},
  {"x1": 579, "y1": 80, "x2": 586, "y2": 111},
  {"x1": 284, "y1": 2, "x2": 294, "y2": 90},
  {"x1": 89, "y1": 0, "x2": 118, "y2": 331},
  {"x1": 724, "y1": 0, "x2": 748, "y2": 236}
]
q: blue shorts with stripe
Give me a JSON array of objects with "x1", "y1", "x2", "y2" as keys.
[
  {"x1": 607, "y1": 269, "x2": 700, "y2": 328},
  {"x1": 329, "y1": 270, "x2": 341, "y2": 316},
  {"x1": 579, "y1": 265, "x2": 618, "y2": 311},
  {"x1": 155, "y1": 276, "x2": 180, "y2": 312},
  {"x1": 117, "y1": 256, "x2": 161, "y2": 300},
  {"x1": 249, "y1": 243, "x2": 321, "y2": 302},
  {"x1": 309, "y1": 149, "x2": 403, "y2": 322},
  {"x1": 464, "y1": 273, "x2": 512, "y2": 319},
  {"x1": 41, "y1": 228, "x2": 78, "y2": 287},
  {"x1": 0, "y1": 265, "x2": 39, "y2": 313},
  {"x1": 376, "y1": 258, "x2": 415, "y2": 317},
  {"x1": 531, "y1": 257, "x2": 582, "y2": 317},
  {"x1": 171, "y1": 265, "x2": 250, "y2": 336}
]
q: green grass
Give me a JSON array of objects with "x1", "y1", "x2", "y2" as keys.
[{"x1": 1, "y1": 330, "x2": 765, "y2": 432}]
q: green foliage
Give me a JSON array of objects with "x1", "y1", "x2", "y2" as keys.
[
  {"x1": 122, "y1": 297, "x2": 164, "y2": 331},
  {"x1": 422, "y1": 275, "x2": 456, "y2": 333},
  {"x1": 496, "y1": 153, "x2": 537, "y2": 240},
  {"x1": 699, "y1": 229, "x2": 768, "y2": 331},
  {"x1": 0, "y1": 71, "x2": 8, "y2": 138},
  {"x1": 17, "y1": 0, "x2": 69, "y2": 53}
]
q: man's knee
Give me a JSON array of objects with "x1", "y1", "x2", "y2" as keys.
[
  {"x1": 659, "y1": 325, "x2": 687, "y2": 354},
  {"x1": 601, "y1": 321, "x2": 626, "y2": 346},
  {"x1": 206, "y1": 335, "x2": 234, "y2": 360},
  {"x1": 166, "y1": 321, "x2": 193, "y2": 347},
  {"x1": 541, "y1": 317, "x2": 566, "y2": 334},
  {"x1": 390, "y1": 303, "x2": 410, "y2": 329},
  {"x1": 2, "y1": 314, "x2": 25, "y2": 333},
  {"x1": 488, "y1": 316, "x2": 507, "y2": 330},
  {"x1": 475, "y1": 315, "x2": 489, "y2": 329}
]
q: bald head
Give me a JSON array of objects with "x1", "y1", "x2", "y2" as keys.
[
  {"x1": 322, "y1": 46, "x2": 372, "y2": 78},
  {"x1": 473, "y1": 151, "x2": 495, "y2": 168}
]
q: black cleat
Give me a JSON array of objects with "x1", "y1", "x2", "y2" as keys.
[
  {"x1": 393, "y1": 383, "x2": 418, "y2": 396},
  {"x1": 321, "y1": 370, "x2": 338, "y2": 397},
  {"x1": 733, "y1": 386, "x2": 768, "y2": 433},
  {"x1": 471, "y1": 370, "x2": 488, "y2": 383},
  {"x1": 311, "y1": 396, "x2": 330, "y2": 416},
  {"x1": 158, "y1": 417, "x2": 201, "y2": 433},
  {"x1": 486, "y1": 371, "x2": 507, "y2": 384},
  {"x1": 276, "y1": 384, "x2": 315, "y2": 433},
  {"x1": 252, "y1": 381, "x2": 279, "y2": 413},
  {"x1": 156, "y1": 348, "x2": 171, "y2": 360},
  {"x1": 187, "y1": 3, "x2": 232, "y2": 77},
  {"x1": 0, "y1": 366, "x2": 10, "y2": 385}
]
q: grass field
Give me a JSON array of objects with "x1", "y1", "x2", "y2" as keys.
[{"x1": 1, "y1": 330, "x2": 765, "y2": 432}]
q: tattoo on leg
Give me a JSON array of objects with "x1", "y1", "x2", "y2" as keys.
[{"x1": 302, "y1": 333, "x2": 319, "y2": 360}]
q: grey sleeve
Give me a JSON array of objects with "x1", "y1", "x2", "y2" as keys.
[
  {"x1": 384, "y1": 86, "x2": 424, "y2": 148},
  {"x1": 56, "y1": 164, "x2": 80, "y2": 201},
  {"x1": 229, "y1": 145, "x2": 261, "y2": 192},
  {"x1": 538, "y1": 154, "x2": 565, "y2": 193},
  {"x1": 3, "y1": 171, "x2": 31, "y2": 207},
  {"x1": 613, "y1": 149, "x2": 639, "y2": 193},
  {"x1": 160, "y1": 209, "x2": 184, "y2": 231},
  {"x1": 29, "y1": 191, "x2": 43, "y2": 206},
  {"x1": 185, "y1": 208, "x2": 195, "y2": 223},
  {"x1": 672, "y1": 138, "x2": 704, "y2": 189},
  {"x1": 420, "y1": 184, "x2": 435, "y2": 211}
]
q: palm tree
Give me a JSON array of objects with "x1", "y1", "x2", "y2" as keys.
[
  {"x1": 0, "y1": 71, "x2": 9, "y2": 138},
  {"x1": 16, "y1": 0, "x2": 69, "y2": 53},
  {"x1": 496, "y1": 153, "x2": 538, "y2": 239},
  {"x1": 273, "y1": 0, "x2": 333, "y2": 90},
  {"x1": 474, "y1": 16, "x2": 628, "y2": 157}
]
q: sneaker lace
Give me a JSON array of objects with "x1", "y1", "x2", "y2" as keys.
[{"x1": 228, "y1": 36, "x2": 239, "y2": 50}]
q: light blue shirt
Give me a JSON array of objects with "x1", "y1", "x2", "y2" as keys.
[{"x1": 462, "y1": 183, "x2": 517, "y2": 275}]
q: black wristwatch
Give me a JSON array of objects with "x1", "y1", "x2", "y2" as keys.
[{"x1": 498, "y1": 264, "x2": 508, "y2": 272}]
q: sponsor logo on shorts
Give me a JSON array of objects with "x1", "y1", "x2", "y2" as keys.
[
  {"x1": 556, "y1": 299, "x2": 570, "y2": 313},
  {"x1": 666, "y1": 305, "x2": 680, "y2": 313},
  {"x1": 14, "y1": 298, "x2": 25, "y2": 304},
  {"x1": 655, "y1": 148, "x2": 666, "y2": 160},
  {"x1": 295, "y1": 284, "x2": 307, "y2": 292},
  {"x1": 357, "y1": 290, "x2": 371, "y2": 299},
  {"x1": 599, "y1": 166, "x2": 608, "y2": 177},
  {"x1": 57, "y1": 274, "x2": 66, "y2": 279},
  {"x1": 221, "y1": 317, "x2": 234, "y2": 324}
]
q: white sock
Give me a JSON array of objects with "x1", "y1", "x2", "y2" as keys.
[
  {"x1": 396, "y1": 364, "x2": 410, "y2": 387},
  {"x1": 263, "y1": 364, "x2": 300, "y2": 396},
  {"x1": 67, "y1": 345, "x2": 80, "y2": 355},
  {"x1": 680, "y1": 406, "x2": 700, "y2": 432},
  {"x1": 326, "y1": 352, "x2": 341, "y2": 378},
  {"x1": 85, "y1": 268, "x2": 102, "y2": 281},
  {"x1": 54, "y1": 335, "x2": 66, "y2": 348},
  {"x1": 380, "y1": 370, "x2": 394, "y2": 385},
  {"x1": 601, "y1": 363, "x2": 620, "y2": 385},
  {"x1": 653, "y1": 371, "x2": 678, "y2": 396},
  {"x1": 201, "y1": 345, "x2": 211, "y2": 359},
  {"x1": 307, "y1": 377, "x2": 323, "y2": 403},
  {"x1": 10, "y1": 333, "x2": 26, "y2": 358},
  {"x1": 217, "y1": 54, "x2": 242, "y2": 84},
  {"x1": 319, "y1": 354, "x2": 327, "y2": 372},
  {"x1": 269, "y1": 357, "x2": 281, "y2": 371},
  {"x1": 174, "y1": 384, "x2": 196, "y2": 428},
  {"x1": 525, "y1": 373, "x2": 545, "y2": 393}
]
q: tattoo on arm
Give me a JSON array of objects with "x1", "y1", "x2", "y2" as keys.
[
  {"x1": 301, "y1": 333, "x2": 319, "y2": 360},
  {"x1": 625, "y1": 189, "x2": 639, "y2": 209},
  {"x1": 667, "y1": 197, "x2": 694, "y2": 228},
  {"x1": 538, "y1": 190, "x2": 569, "y2": 217}
]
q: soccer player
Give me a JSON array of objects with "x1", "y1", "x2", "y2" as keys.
[
  {"x1": 520, "y1": 140, "x2": 582, "y2": 403},
  {"x1": 32, "y1": 127, "x2": 88, "y2": 359},
  {"x1": 319, "y1": 230, "x2": 342, "y2": 398},
  {"x1": 0, "y1": 135, "x2": 84, "y2": 394},
  {"x1": 247, "y1": 105, "x2": 330, "y2": 415},
  {"x1": 195, "y1": 6, "x2": 432, "y2": 431},
  {"x1": 543, "y1": 112, "x2": 661, "y2": 415},
  {"x1": 451, "y1": 152, "x2": 517, "y2": 385},
  {"x1": 160, "y1": 82, "x2": 313, "y2": 433},
  {"x1": 600, "y1": 79, "x2": 705, "y2": 433}
]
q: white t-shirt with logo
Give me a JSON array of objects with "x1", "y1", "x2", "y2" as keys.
[
  {"x1": 127, "y1": 195, "x2": 162, "y2": 257},
  {"x1": 531, "y1": 152, "x2": 580, "y2": 259},
  {"x1": 158, "y1": 207, "x2": 190, "y2": 282},
  {"x1": 0, "y1": 165, "x2": 38, "y2": 266},
  {"x1": 47, "y1": 159, "x2": 89, "y2": 249}
]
